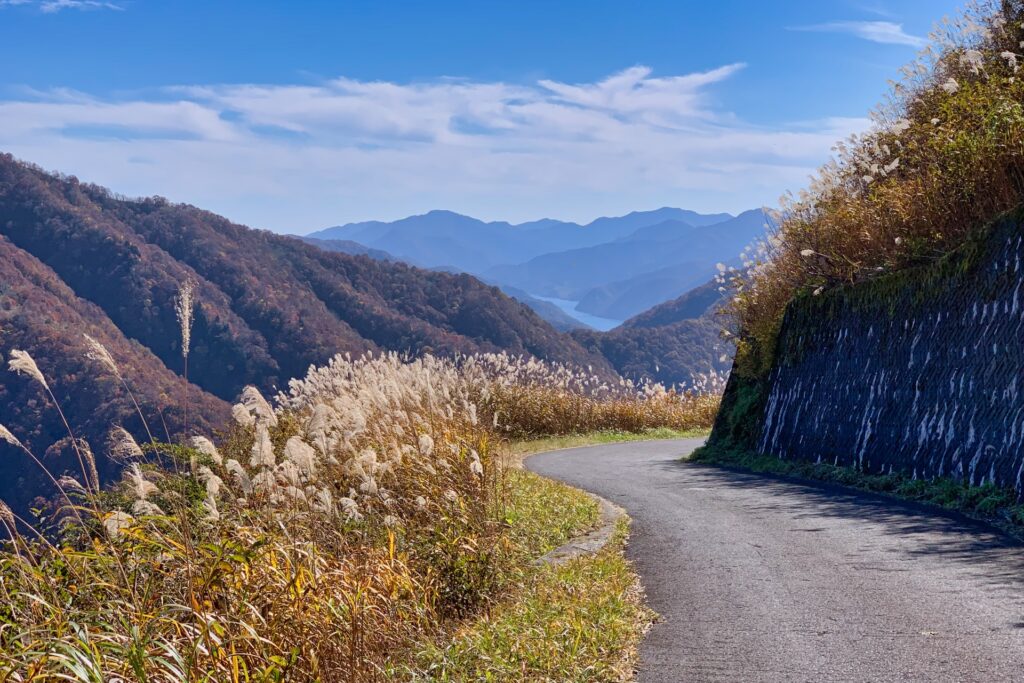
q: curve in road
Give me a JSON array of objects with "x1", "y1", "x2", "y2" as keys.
[{"x1": 526, "y1": 438, "x2": 1024, "y2": 682}]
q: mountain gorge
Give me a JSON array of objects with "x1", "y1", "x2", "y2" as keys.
[{"x1": 571, "y1": 278, "x2": 729, "y2": 386}]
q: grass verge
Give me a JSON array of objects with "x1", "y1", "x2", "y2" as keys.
[
  {"x1": 502, "y1": 467, "x2": 601, "y2": 561},
  {"x1": 509, "y1": 427, "x2": 709, "y2": 462},
  {"x1": 693, "y1": 444, "x2": 1024, "y2": 539},
  {"x1": 401, "y1": 517, "x2": 653, "y2": 682},
  {"x1": 388, "y1": 448, "x2": 654, "y2": 681}
]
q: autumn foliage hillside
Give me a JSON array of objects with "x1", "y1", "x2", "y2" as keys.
[{"x1": 0, "y1": 154, "x2": 614, "y2": 511}]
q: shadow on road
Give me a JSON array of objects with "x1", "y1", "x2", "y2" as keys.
[{"x1": 666, "y1": 459, "x2": 1024, "y2": 589}]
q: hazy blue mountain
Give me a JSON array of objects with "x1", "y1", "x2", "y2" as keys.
[
  {"x1": 304, "y1": 207, "x2": 736, "y2": 274},
  {"x1": 575, "y1": 263, "x2": 714, "y2": 320},
  {"x1": 296, "y1": 236, "x2": 394, "y2": 261},
  {"x1": 485, "y1": 209, "x2": 767, "y2": 302},
  {"x1": 570, "y1": 208, "x2": 733, "y2": 245},
  {"x1": 620, "y1": 278, "x2": 723, "y2": 329},
  {"x1": 494, "y1": 284, "x2": 592, "y2": 332}
]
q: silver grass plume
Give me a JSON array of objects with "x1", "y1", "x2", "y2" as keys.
[
  {"x1": 57, "y1": 476, "x2": 87, "y2": 495},
  {"x1": 0, "y1": 424, "x2": 22, "y2": 450},
  {"x1": 202, "y1": 490, "x2": 220, "y2": 522},
  {"x1": 283, "y1": 436, "x2": 317, "y2": 480},
  {"x1": 196, "y1": 465, "x2": 223, "y2": 497},
  {"x1": 81, "y1": 440, "x2": 100, "y2": 492},
  {"x1": 8, "y1": 349, "x2": 49, "y2": 392},
  {"x1": 128, "y1": 463, "x2": 158, "y2": 500},
  {"x1": 225, "y1": 458, "x2": 252, "y2": 496},
  {"x1": 231, "y1": 403, "x2": 255, "y2": 428},
  {"x1": 83, "y1": 334, "x2": 122, "y2": 381},
  {"x1": 108, "y1": 427, "x2": 144, "y2": 462},
  {"x1": 190, "y1": 436, "x2": 223, "y2": 465},
  {"x1": 240, "y1": 386, "x2": 278, "y2": 427},
  {"x1": 175, "y1": 280, "x2": 195, "y2": 359},
  {"x1": 0, "y1": 501, "x2": 14, "y2": 531},
  {"x1": 250, "y1": 425, "x2": 276, "y2": 468}
]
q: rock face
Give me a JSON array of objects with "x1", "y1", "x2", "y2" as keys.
[{"x1": 714, "y1": 207, "x2": 1024, "y2": 496}]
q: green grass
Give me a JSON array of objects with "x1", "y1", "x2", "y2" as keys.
[
  {"x1": 509, "y1": 427, "x2": 708, "y2": 461},
  {"x1": 502, "y1": 467, "x2": 601, "y2": 561},
  {"x1": 693, "y1": 444, "x2": 1024, "y2": 539},
  {"x1": 386, "y1": 462, "x2": 652, "y2": 681},
  {"x1": 401, "y1": 518, "x2": 652, "y2": 682}
]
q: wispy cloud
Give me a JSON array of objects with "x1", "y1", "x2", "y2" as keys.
[
  {"x1": 788, "y1": 20, "x2": 925, "y2": 47},
  {"x1": 1, "y1": 0, "x2": 123, "y2": 12},
  {"x1": 0, "y1": 67, "x2": 869, "y2": 230},
  {"x1": 850, "y1": 2, "x2": 895, "y2": 19}
]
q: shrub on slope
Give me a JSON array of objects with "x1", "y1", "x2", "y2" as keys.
[{"x1": 729, "y1": 1, "x2": 1024, "y2": 375}]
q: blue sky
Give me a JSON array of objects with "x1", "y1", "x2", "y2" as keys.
[{"x1": 0, "y1": 0, "x2": 964, "y2": 232}]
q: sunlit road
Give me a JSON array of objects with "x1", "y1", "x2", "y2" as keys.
[{"x1": 527, "y1": 438, "x2": 1024, "y2": 682}]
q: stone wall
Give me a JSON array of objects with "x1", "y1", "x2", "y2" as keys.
[{"x1": 723, "y1": 210, "x2": 1024, "y2": 495}]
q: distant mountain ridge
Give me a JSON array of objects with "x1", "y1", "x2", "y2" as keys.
[
  {"x1": 296, "y1": 236, "x2": 394, "y2": 261},
  {"x1": 306, "y1": 207, "x2": 738, "y2": 273},
  {"x1": 305, "y1": 206, "x2": 764, "y2": 326},
  {"x1": 486, "y1": 209, "x2": 768, "y2": 318}
]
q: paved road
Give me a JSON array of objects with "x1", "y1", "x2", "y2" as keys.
[{"x1": 526, "y1": 438, "x2": 1024, "y2": 682}]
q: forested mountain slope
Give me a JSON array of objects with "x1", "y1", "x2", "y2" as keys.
[
  {"x1": 0, "y1": 154, "x2": 613, "y2": 510},
  {"x1": 571, "y1": 278, "x2": 729, "y2": 386}
]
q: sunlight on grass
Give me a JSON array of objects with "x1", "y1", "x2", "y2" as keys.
[
  {"x1": 1, "y1": 347, "x2": 713, "y2": 679},
  {"x1": 509, "y1": 427, "x2": 709, "y2": 461},
  {"x1": 502, "y1": 468, "x2": 599, "y2": 560},
  {"x1": 398, "y1": 518, "x2": 653, "y2": 682}
]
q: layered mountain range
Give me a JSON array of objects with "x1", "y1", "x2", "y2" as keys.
[{"x1": 307, "y1": 207, "x2": 767, "y2": 323}]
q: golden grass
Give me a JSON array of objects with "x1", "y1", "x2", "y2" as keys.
[
  {"x1": 0, "y1": 350, "x2": 718, "y2": 681},
  {"x1": 397, "y1": 517, "x2": 654, "y2": 683}
]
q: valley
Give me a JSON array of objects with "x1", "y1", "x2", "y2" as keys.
[{"x1": 5, "y1": 0, "x2": 1023, "y2": 680}]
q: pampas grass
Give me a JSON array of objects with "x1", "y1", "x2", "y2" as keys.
[
  {"x1": 84, "y1": 333, "x2": 157, "y2": 445},
  {"x1": 7, "y1": 349, "x2": 49, "y2": 391},
  {"x1": 8, "y1": 349, "x2": 97, "y2": 497},
  {"x1": 174, "y1": 279, "x2": 194, "y2": 360},
  {"x1": 0, "y1": 423, "x2": 21, "y2": 449},
  {"x1": 107, "y1": 426, "x2": 143, "y2": 462},
  {"x1": 0, "y1": 341, "x2": 722, "y2": 679},
  {"x1": 175, "y1": 279, "x2": 195, "y2": 434}
]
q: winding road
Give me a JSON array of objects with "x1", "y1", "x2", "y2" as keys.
[{"x1": 526, "y1": 438, "x2": 1024, "y2": 682}]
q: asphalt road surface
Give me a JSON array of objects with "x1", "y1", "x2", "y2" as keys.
[{"x1": 526, "y1": 438, "x2": 1024, "y2": 682}]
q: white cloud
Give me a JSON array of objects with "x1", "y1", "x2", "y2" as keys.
[
  {"x1": 0, "y1": 66, "x2": 870, "y2": 231},
  {"x1": 1, "y1": 0, "x2": 123, "y2": 11},
  {"x1": 788, "y1": 21, "x2": 925, "y2": 47}
]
